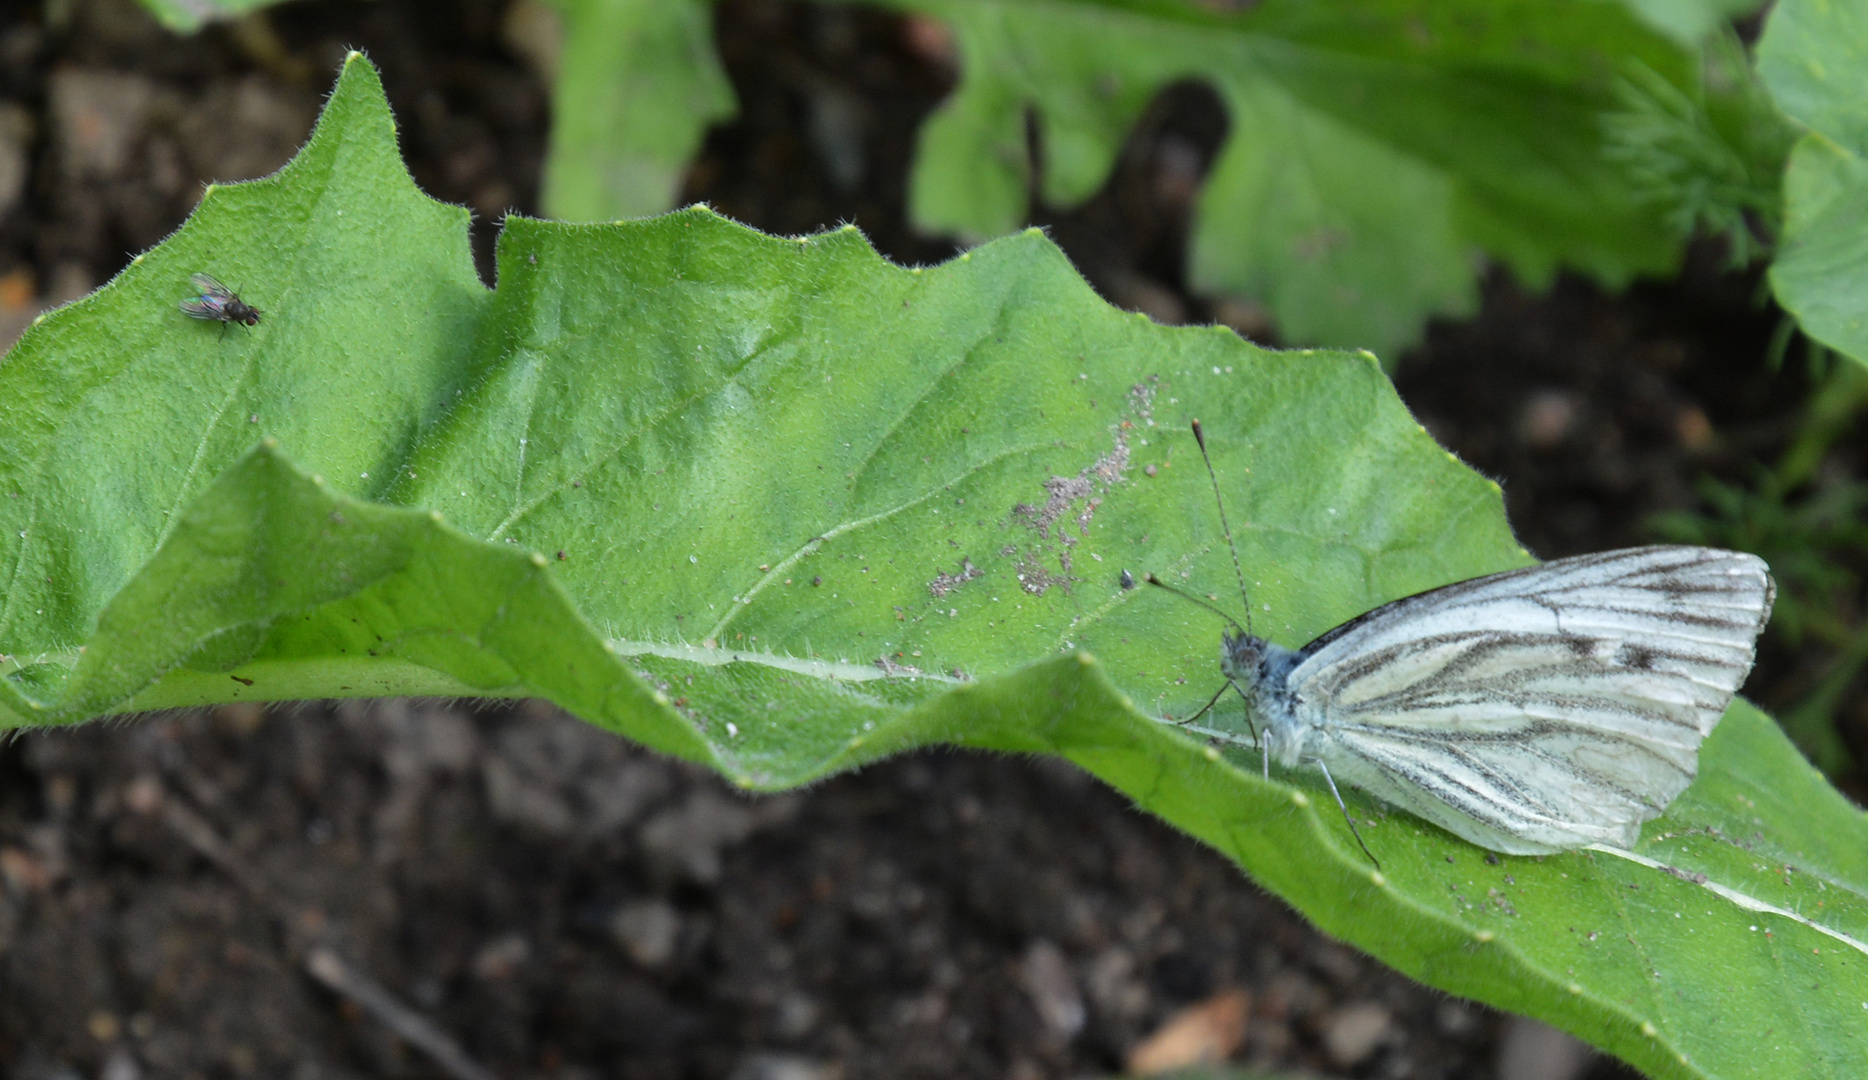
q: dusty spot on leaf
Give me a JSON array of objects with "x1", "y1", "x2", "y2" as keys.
[
  {"x1": 1012, "y1": 475, "x2": 1094, "y2": 539},
  {"x1": 1129, "y1": 380, "x2": 1157, "y2": 425},
  {"x1": 1015, "y1": 551, "x2": 1071, "y2": 597},
  {"x1": 1002, "y1": 430, "x2": 1131, "y2": 596},
  {"x1": 874, "y1": 655, "x2": 924, "y2": 677},
  {"x1": 927, "y1": 557, "x2": 982, "y2": 599}
]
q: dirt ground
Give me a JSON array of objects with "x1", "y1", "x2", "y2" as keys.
[{"x1": 0, "y1": 1, "x2": 1841, "y2": 1078}]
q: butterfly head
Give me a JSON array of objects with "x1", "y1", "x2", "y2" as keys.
[
  {"x1": 1220, "y1": 628, "x2": 1309, "y2": 767},
  {"x1": 1219, "y1": 628, "x2": 1267, "y2": 683}
]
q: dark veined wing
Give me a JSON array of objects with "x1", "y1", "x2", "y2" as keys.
[{"x1": 1284, "y1": 546, "x2": 1774, "y2": 853}]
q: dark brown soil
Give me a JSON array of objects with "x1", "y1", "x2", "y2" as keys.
[{"x1": 0, "y1": 1, "x2": 1843, "y2": 1078}]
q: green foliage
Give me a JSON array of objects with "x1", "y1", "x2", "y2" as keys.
[
  {"x1": 1618, "y1": 0, "x2": 1771, "y2": 45},
  {"x1": 1652, "y1": 350, "x2": 1868, "y2": 777},
  {"x1": 1601, "y1": 32, "x2": 1796, "y2": 265},
  {"x1": 537, "y1": 0, "x2": 737, "y2": 221},
  {"x1": 129, "y1": 0, "x2": 280, "y2": 33},
  {"x1": 129, "y1": 0, "x2": 1784, "y2": 360},
  {"x1": 523, "y1": 0, "x2": 1706, "y2": 356},
  {"x1": 876, "y1": 0, "x2": 1703, "y2": 358},
  {"x1": 3, "y1": 57, "x2": 1868, "y2": 1080},
  {"x1": 1759, "y1": 0, "x2": 1868, "y2": 368}
]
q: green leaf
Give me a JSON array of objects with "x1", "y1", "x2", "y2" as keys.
[
  {"x1": 529, "y1": 0, "x2": 1689, "y2": 354},
  {"x1": 5, "y1": 56, "x2": 1868, "y2": 1080},
  {"x1": 887, "y1": 0, "x2": 1690, "y2": 356},
  {"x1": 1600, "y1": 32, "x2": 1796, "y2": 265},
  {"x1": 538, "y1": 0, "x2": 737, "y2": 222},
  {"x1": 129, "y1": 0, "x2": 285, "y2": 34},
  {"x1": 1616, "y1": 0, "x2": 1768, "y2": 46},
  {"x1": 1756, "y1": 0, "x2": 1868, "y2": 160},
  {"x1": 1760, "y1": 0, "x2": 1868, "y2": 367}
]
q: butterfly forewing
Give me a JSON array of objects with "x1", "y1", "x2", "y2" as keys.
[{"x1": 1286, "y1": 546, "x2": 1774, "y2": 853}]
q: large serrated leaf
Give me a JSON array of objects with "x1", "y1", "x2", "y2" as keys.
[{"x1": 3, "y1": 55, "x2": 1867, "y2": 1080}]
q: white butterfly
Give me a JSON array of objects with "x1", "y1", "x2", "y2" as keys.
[{"x1": 1164, "y1": 425, "x2": 1776, "y2": 858}]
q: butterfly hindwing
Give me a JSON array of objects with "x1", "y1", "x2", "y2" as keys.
[{"x1": 1284, "y1": 546, "x2": 1775, "y2": 852}]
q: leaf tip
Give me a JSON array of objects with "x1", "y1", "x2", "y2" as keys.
[
  {"x1": 652, "y1": 690, "x2": 670, "y2": 707},
  {"x1": 1370, "y1": 870, "x2": 1387, "y2": 887},
  {"x1": 344, "y1": 49, "x2": 365, "y2": 65},
  {"x1": 1075, "y1": 651, "x2": 1094, "y2": 667},
  {"x1": 1203, "y1": 746, "x2": 1220, "y2": 762},
  {"x1": 1474, "y1": 929, "x2": 1495, "y2": 943},
  {"x1": 428, "y1": 510, "x2": 444, "y2": 523},
  {"x1": 529, "y1": 551, "x2": 548, "y2": 569},
  {"x1": 1567, "y1": 982, "x2": 1583, "y2": 995},
  {"x1": 310, "y1": 474, "x2": 326, "y2": 486},
  {"x1": 1641, "y1": 1022, "x2": 1658, "y2": 1038},
  {"x1": 1291, "y1": 791, "x2": 1310, "y2": 808}
]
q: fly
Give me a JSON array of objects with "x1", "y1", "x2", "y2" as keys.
[{"x1": 179, "y1": 273, "x2": 261, "y2": 332}]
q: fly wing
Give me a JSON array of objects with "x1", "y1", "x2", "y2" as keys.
[
  {"x1": 1285, "y1": 546, "x2": 1774, "y2": 852},
  {"x1": 189, "y1": 273, "x2": 231, "y2": 296},
  {"x1": 179, "y1": 296, "x2": 224, "y2": 319}
]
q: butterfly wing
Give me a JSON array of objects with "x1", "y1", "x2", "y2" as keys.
[{"x1": 1284, "y1": 546, "x2": 1774, "y2": 853}]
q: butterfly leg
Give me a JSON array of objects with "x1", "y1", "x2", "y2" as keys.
[
  {"x1": 1316, "y1": 760, "x2": 1381, "y2": 870},
  {"x1": 1173, "y1": 682, "x2": 1230, "y2": 727},
  {"x1": 1226, "y1": 682, "x2": 1260, "y2": 748}
]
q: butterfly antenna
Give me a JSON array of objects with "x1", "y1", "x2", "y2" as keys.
[
  {"x1": 1144, "y1": 574, "x2": 1243, "y2": 632},
  {"x1": 1316, "y1": 760, "x2": 1381, "y2": 871},
  {"x1": 1190, "y1": 420, "x2": 1253, "y2": 638}
]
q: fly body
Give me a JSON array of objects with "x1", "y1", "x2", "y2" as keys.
[{"x1": 179, "y1": 273, "x2": 261, "y2": 330}]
